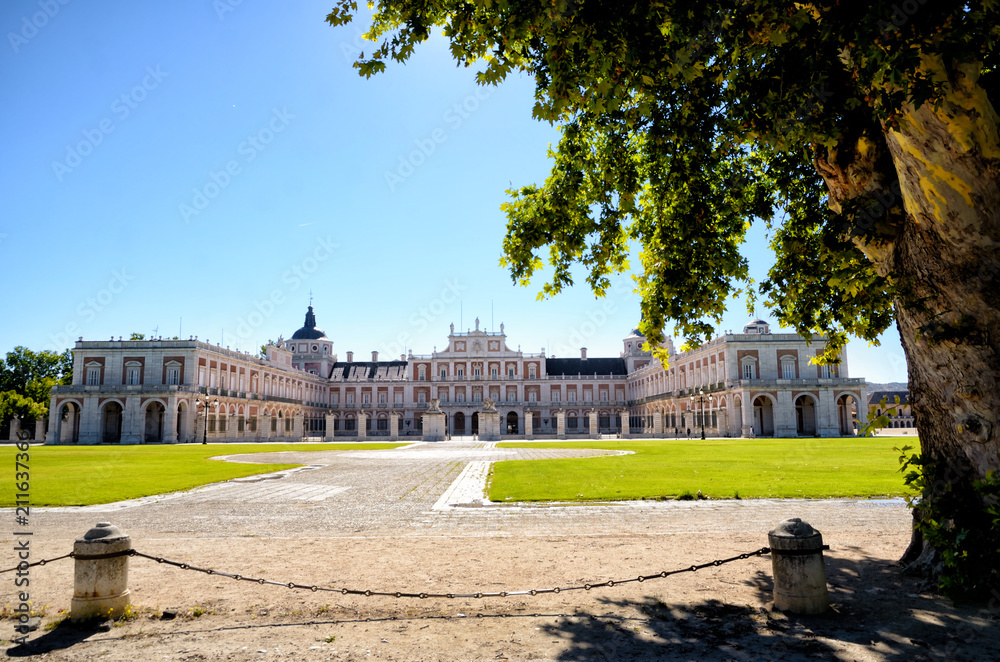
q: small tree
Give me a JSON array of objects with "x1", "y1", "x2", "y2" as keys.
[{"x1": 328, "y1": 1, "x2": 1000, "y2": 596}]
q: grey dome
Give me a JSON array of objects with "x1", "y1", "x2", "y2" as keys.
[{"x1": 290, "y1": 306, "x2": 329, "y2": 340}]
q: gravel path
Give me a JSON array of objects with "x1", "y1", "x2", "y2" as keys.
[
  {"x1": 32, "y1": 440, "x2": 907, "y2": 541},
  {"x1": 10, "y1": 440, "x2": 986, "y2": 662}
]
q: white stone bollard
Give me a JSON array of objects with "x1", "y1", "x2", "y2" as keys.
[
  {"x1": 768, "y1": 518, "x2": 829, "y2": 614},
  {"x1": 71, "y1": 522, "x2": 132, "y2": 621}
]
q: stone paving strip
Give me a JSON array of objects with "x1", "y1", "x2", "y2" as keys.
[{"x1": 28, "y1": 440, "x2": 908, "y2": 542}]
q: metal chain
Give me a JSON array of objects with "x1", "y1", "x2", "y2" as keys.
[
  {"x1": 0, "y1": 546, "x2": 784, "y2": 599},
  {"x1": 129, "y1": 547, "x2": 774, "y2": 599},
  {"x1": 0, "y1": 553, "x2": 73, "y2": 574}
]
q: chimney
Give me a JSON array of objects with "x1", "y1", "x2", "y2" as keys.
[
  {"x1": 581, "y1": 347, "x2": 588, "y2": 360},
  {"x1": 372, "y1": 350, "x2": 378, "y2": 362},
  {"x1": 400, "y1": 354, "x2": 406, "y2": 361},
  {"x1": 346, "y1": 351, "x2": 354, "y2": 362}
]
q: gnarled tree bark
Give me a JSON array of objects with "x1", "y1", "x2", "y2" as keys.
[{"x1": 818, "y1": 57, "x2": 1000, "y2": 589}]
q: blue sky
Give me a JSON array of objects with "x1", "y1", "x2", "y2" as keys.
[{"x1": 0, "y1": 1, "x2": 908, "y2": 383}]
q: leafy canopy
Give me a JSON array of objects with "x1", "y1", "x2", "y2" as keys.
[
  {"x1": 328, "y1": 0, "x2": 997, "y2": 356},
  {"x1": 0, "y1": 346, "x2": 73, "y2": 425}
]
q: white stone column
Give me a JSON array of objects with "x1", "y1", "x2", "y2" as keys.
[
  {"x1": 524, "y1": 410, "x2": 533, "y2": 440},
  {"x1": 620, "y1": 409, "x2": 631, "y2": 439},
  {"x1": 556, "y1": 410, "x2": 566, "y2": 439},
  {"x1": 226, "y1": 412, "x2": 238, "y2": 440},
  {"x1": 389, "y1": 412, "x2": 399, "y2": 441},
  {"x1": 652, "y1": 410, "x2": 663, "y2": 437},
  {"x1": 357, "y1": 412, "x2": 367, "y2": 440},
  {"x1": 121, "y1": 397, "x2": 142, "y2": 444},
  {"x1": 588, "y1": 409, "x2": 599, "y2": 439},
  {"x1": 776, "y1": 391, "x2": 796, "y2": 437},
  {"x1": 7, "y1": 417, "x2": 20, "y2": 441},
  {"x1": 853, "y1": 391, "x2": 868, "y2": 434},
  {"x1": 33, "y1": 417, "x2": 45, "y2": 442},
  {"x1": 817, "y1": 390, "x2": 838, "y2": 437},
  {"x1": 261, "y1": 413, "x2": 272, "y2": 441},
  {"x1": 164, "y1": 396, "x2": 178, "y2": 444},
  {"x1": 325, "y1": 413, "x2": 337, "y2": 441},
  {"x1": 45, "y1": 395, "x2": 60, "y2": 443},
  {"x1": 741, "y1": 393, "x2": 753, "y2": 437},
  {"x1": 292, "y1": 413, "x2": 303, "y2": 440}
]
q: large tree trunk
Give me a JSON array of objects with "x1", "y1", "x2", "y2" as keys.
[{"x1": 817, "y1": 57, "x2": 1000, "y2": 596}]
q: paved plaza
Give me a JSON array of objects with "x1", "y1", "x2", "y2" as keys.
[{"x1": 38, "y1": 440, "x2": 908, "y2": 541}]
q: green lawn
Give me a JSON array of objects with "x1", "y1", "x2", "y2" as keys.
[
  {"x1": 492, "y1": 438, "x2": 913, "y2": 501},
  {"x1": 2, "y1": 443, "x2": 407, "y2": 507}
]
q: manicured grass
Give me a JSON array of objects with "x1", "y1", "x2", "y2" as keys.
[
  {"x1": 492, "y1": 438, "x2": 913, "y2": 501},
  {"x1": 2, "y1": 443, "x2": 407, "y2": 507}
]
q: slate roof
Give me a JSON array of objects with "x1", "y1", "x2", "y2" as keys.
[
  {"x1": 868, "y1": 390, "x2": 909, "y2": 406},
  {"x1": 546, "y1": 357, "x2": 628, "y2": 377},
  {"x1": 328, "y1": 361, "x2": 408, "y2": 381}
]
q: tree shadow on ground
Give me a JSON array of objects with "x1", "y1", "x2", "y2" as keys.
[
  {"x1": 5, "y1": 619, "x2": 107, "y2": 658},
  {"x1": 539, "y1": 550, "x2": 1000, "y2": 661}
]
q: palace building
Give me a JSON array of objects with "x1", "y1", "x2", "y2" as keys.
[{"x1": 44, "y1": 306, "x2": 867, "y2": 444}]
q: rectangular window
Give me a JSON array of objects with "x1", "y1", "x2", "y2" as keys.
[
  {"x1": 346, "y1": 393, "x2": 355, "y2": 405},
  {"x1": 568, "y1": 392, "x2": 576, "y2": 402},
  {"x1": 820, "y1": 364, "x2": 831, "y2": 379},
  {"x1": 490, "y1": 368, "x2": 498, "y2": 378},
  {"x1": 743, "y1": 363, "x2": 754, "y2": 380},
  {"x1": 552, "y1": 391, "x2": 560, "y2": 402},
  {"x1": 394, "y1": 393, "x2": 403, "y2": 404},
  {"x1": 378, "y1": 393, "x2": 386, "y2": 404},
  {"x1": 457, "y1": 369, "x2": 464, "y2": 378},
  {"x1": 418, "y1": 392, "x2": 426, "y2": 404},
  {"x1": 362, "y1": 393, "x2": 371, "y2": 405},
  {"x1": 599, "y1": 391, "x2": 608, "y2": 402},
  {"x1": 332, "y1": 393, "x2": 340, "y2": 405},
  {"x1": 507, "y1": 391, "x2": 516, "y2": 402},
  {"x1": 508, "y1": 367, "x2": 515, "y2": 378},
  {"x1": 782, "y1": 363, "x2": 795, "y2": 379},
  {"x1": 86, "y1": 368, "x2": 101, "y2": 385},
  {"x1": 440, "y1": 368, "x2": 447, "y2": 380},
  {"x1": 474, "y1": 368, "x2": 482, "y2": 378},
  {"x1": 473, "y1": 392, "x2": 482, "y2": 402},
  {"x1": 528, "y1": 392, "x2": 537, "y2": 403},
  {"x1": 126, "y1": 368, "x2": 140, "y2": 385},
  {"x1": 528, "y1": 367, "x2": 536, "y2": 379},
  {"x1": 166, "y1": 367, "x2": 180, "y2": 385},
  {"x1": 456, "y1": 392, "x2": 465, "y2": 402},
  {"x1": 583, "y1": 391, "x2": 592, "y2": 402}
]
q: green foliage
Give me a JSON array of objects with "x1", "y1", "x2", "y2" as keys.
[
  {"x1": 897, "y1": 446, "x2": 1000, "y2": 600},
  {"x1": 491, "y1": 438, "x2": 912, "y2": 502},
  {"x1": 327, "y1": 1, "x2": 996, "y2": 357},
  {"x1": 129, "y1": 332, "x2": 145, "y2": 340},
  {"x1": 0, "y1": 346, "x2": 73, "y2": 430}
]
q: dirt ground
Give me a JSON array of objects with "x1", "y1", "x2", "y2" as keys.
[
  {"x1": 3, "y1": 529, "x2": 999, "y2": 661},
  {"x1": 3, "y1": 442, "x2": 998, "y2": 660}
]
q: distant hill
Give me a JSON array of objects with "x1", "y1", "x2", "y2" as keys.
[{"x1": 866, "y1": 382, "x2": 908, "y2": 393}]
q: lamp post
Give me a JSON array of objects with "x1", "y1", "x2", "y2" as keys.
[
  {"x1": 689, "y1": 389, "x2": 706, "y2": 440},
  {"x1": 197, "y1": 397, "x2": 219, "y2": 444}
]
